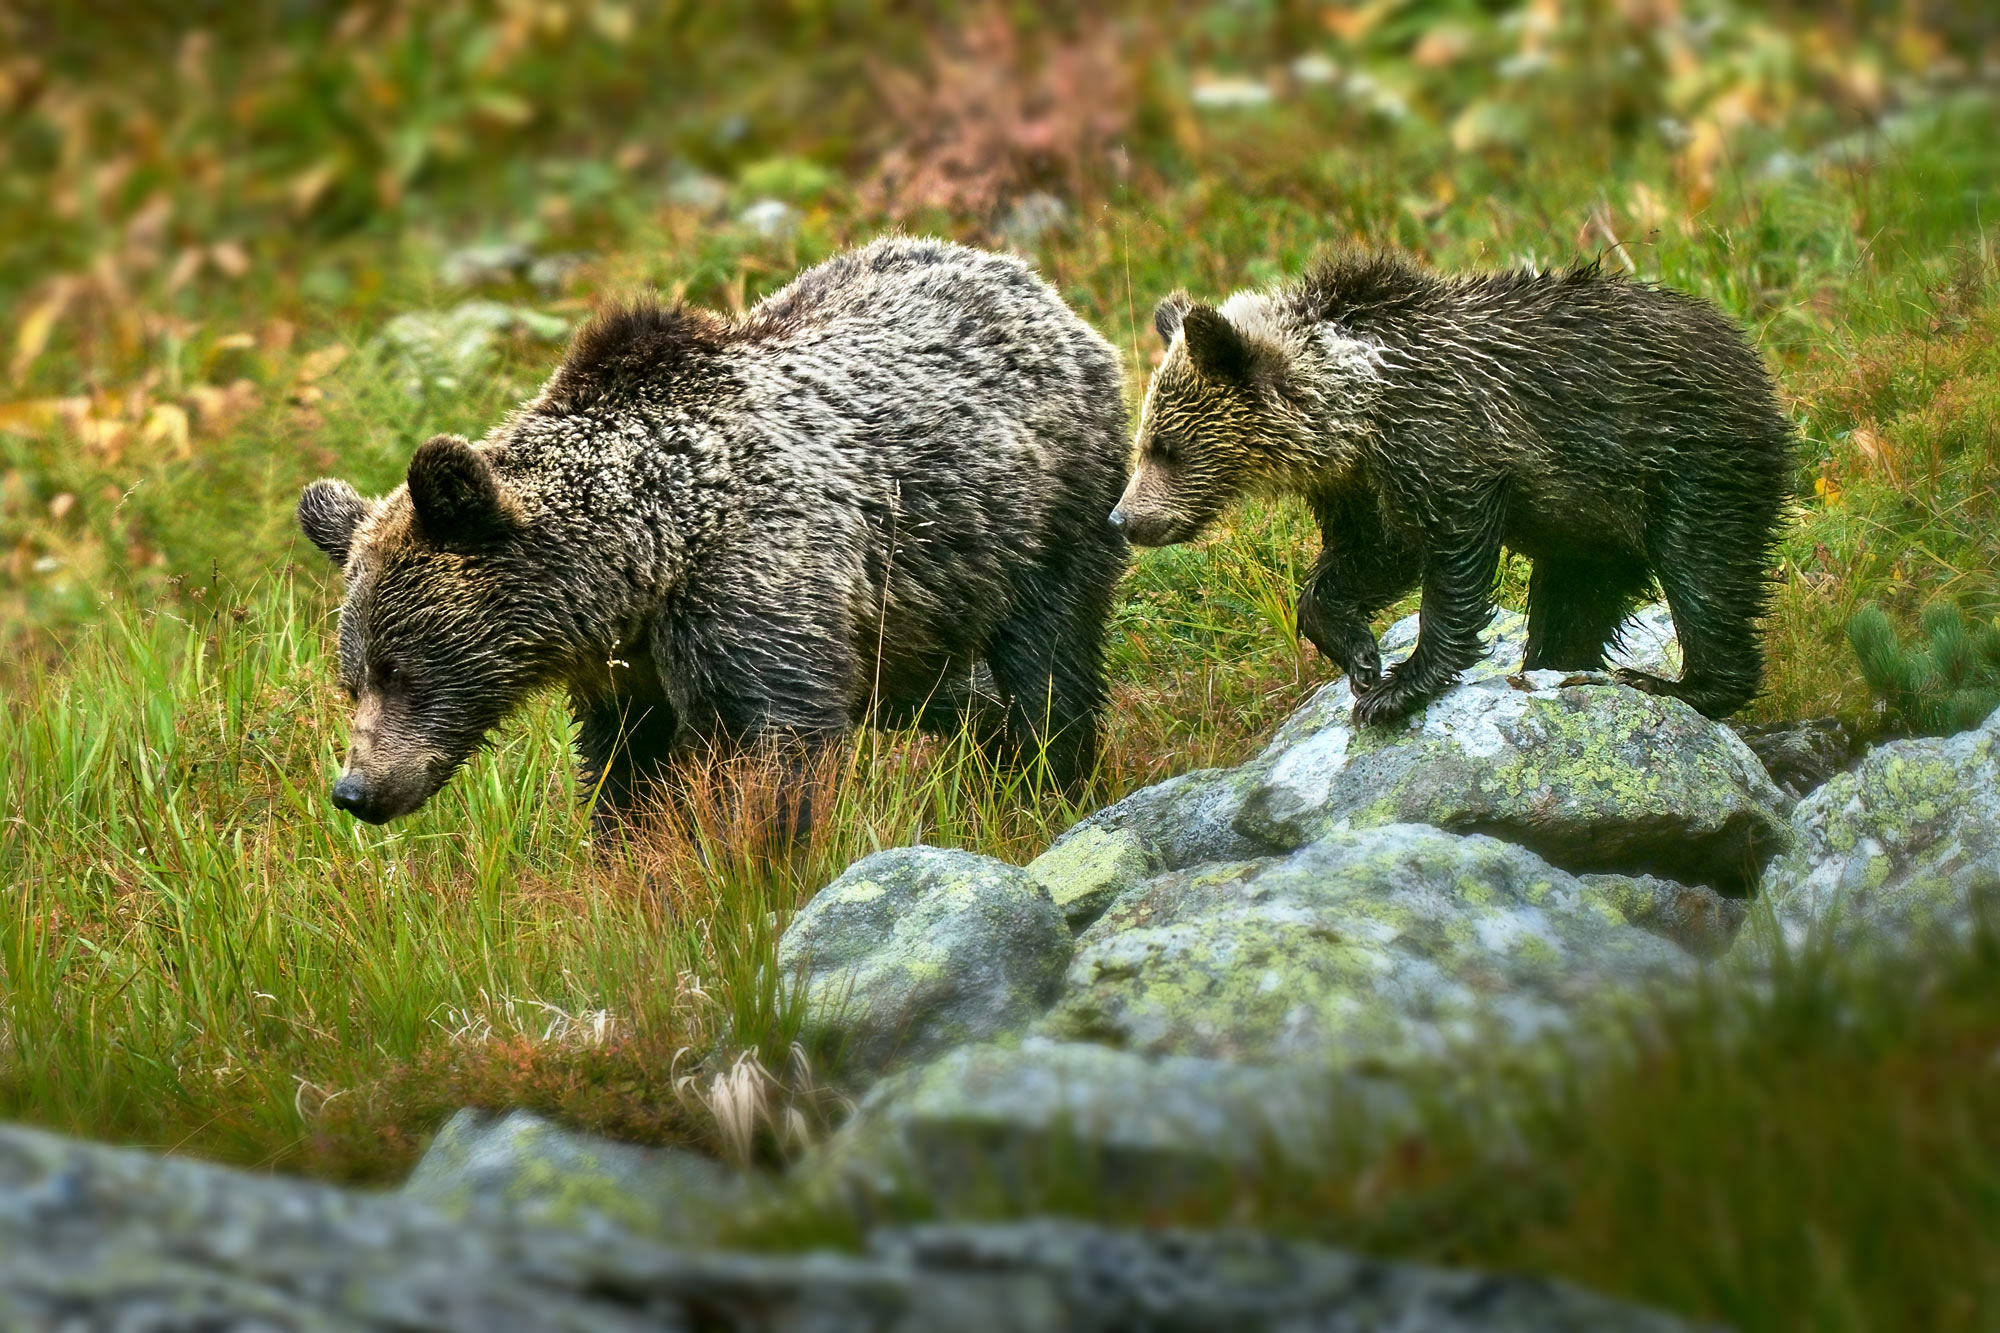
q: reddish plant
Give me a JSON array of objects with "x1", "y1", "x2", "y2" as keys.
[{"x1": 860, "y1": 7, "x2": 1142, "y2": 226}]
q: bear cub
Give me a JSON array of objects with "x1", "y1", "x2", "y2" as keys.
[
  {"x1": 299, "y1": 237, "x2": 1130, "y2": 829},
  {"x1": 1111, "y1": 250, "x2": 1793, "y2": 725}
]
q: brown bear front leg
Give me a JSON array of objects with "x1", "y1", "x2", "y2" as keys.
[
  {"x1": 652, "y1": 611, "x2": 856, "y2": 848},
  {"x1": 1297, "y1": 538, "x2": 1421, "y2": 692},
  {"x1": 1351, "y1": 490, "x2": 1507, "y2": 727},
  {"x1": 573, "y1": 684, "x2": 681, "y2": 835}
]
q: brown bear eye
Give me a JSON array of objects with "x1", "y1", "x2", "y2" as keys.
[{"x1": 1154, "y1": 436, "x2": 1181, "y2": 466}]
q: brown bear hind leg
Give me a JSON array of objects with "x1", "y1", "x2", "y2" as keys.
[
  {"x1": 1522, "y1": 557, "x2": 1653, "y2": 673},
  {"x1": 1616, "y1": 506, "x2": 1774, "y2": 718},
  {"x1": 986, "y1": 547, "x2": 1119, "y2": 794}
]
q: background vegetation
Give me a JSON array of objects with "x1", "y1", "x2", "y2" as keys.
[{"x1": 3, "y1": 2, "x2": 1999, "y2": 1328}]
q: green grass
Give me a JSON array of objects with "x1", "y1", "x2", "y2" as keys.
[{"x1": 5, "y1": 5, "x2": 2000, "y2": 1330}]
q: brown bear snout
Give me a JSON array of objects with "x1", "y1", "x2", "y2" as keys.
[
  {"x1": 1111, "y1": 466, "x2": 1198, "y2": 548},
  {"x1": 330, "y1": 772, "x2": 396, "y2": 825}
]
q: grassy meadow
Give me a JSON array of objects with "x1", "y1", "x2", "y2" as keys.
[{"x1": 4, "y1": 3, "x2": 2000, "y2": 1327}]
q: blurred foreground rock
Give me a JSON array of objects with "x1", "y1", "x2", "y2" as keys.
[
  {"x1": 405, "y1": 1108, "x2": 752, "y2": 1247},
  {"x1": 0, "y1": 1120, "x2": 1714, "y2": 1332}
]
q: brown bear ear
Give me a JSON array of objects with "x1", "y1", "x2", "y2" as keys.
[
  {"x1": 407, "y1": 434, "x2": 522, "y2": 548},
  {"x1": 297, "y1": 479, "x2": 373, "y2": 568},
  {"x1": 1181, "y1": 304, "x2": 1253, "y2": 383},
  {"x1": 1154, "y1": 291, "x2": 1193, "y2": 344}
]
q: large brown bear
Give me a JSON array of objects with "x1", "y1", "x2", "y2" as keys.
[
  {"x1": 1111, "y1": 250, "x2": 1793, "y2": 726},
  {"x1": 298, "y1": 238, "x2": 1130, "y2": 828}
]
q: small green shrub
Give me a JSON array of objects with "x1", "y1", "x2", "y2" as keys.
[{"x1": 1847, "y1": 601, "x2": 2000, "y2": 737}]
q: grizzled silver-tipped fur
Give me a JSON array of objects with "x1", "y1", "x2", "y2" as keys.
[
  {"x1": 299, "y1": 237, "x2": 1130, "y2": 829},
  {"x1": 1114, "y1": 250, "x2": 1793, "y2": 726}
]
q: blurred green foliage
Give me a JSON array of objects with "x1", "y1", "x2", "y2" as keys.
[{"x1": 1848, "y1": 600, "x2": 2000, "y2": 736}]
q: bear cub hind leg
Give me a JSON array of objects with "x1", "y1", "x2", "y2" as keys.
[
  {"x1": 1521, "y1": 557, "x2": 1654, "y2": 673},
  {"x1": 1613, "y1": 496, "x2": 1775, "y2": 718}
]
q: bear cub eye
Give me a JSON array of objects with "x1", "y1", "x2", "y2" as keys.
[{"x1": 1152, "y1": 435, "x2": 1182, "y2": 467}]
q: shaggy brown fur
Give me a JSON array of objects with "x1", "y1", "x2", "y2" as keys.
[
  {"x1": 299, "y1": 238, "x2": 1129, "y2": 828},
  {"x1": 1112, "y1": 250, "x2": 1794, "y2": 725}
]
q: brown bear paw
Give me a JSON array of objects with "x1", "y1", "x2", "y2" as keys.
[
  {"x1": 1612, "y1": 667, "x2": 1673, "y2": 696},
  {"x1": 1349, "y1": 676, "x2": 1428, "y2": 728}
]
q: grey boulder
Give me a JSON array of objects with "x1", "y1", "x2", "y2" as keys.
[
  {"x1": 778, "y1": 846, "x2": 1072, "y2": 1075},
  {"x1": 809, "y1": 1038, "x2": 1403, "y2": 1210},
  {"x1": 405, "y1": 1108, "x2": 754, "y2": 1246},
  {"x1": 1034, "y1": 824, "x2": 1692, "y2": 1066},
  {"x1": 1739, "y1": 705, "x2": 2000, "y2": 957},
  {"x1": 1068, "y1": 607, "x2": 1788, "y2": 894}
]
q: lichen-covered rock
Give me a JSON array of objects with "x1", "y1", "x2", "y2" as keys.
[
  {"x1": 0, "y1": 1119, "x2": 1712, "y2": 1332},
  {"x1": 1738, "y1": 706, "x2": 2000, "y2": 956},
  {"x1": 405, "y1": 1109, "x2": 753, "y2": 1246},
  {"x1": 778, "y1": 846, "x2": 1071, "y2": 1075},
  {"x1": 1056, "y1": 764, "x2": 1278, "y2": 873},
  {"x1": 1062, "y1": 606, "x2": 1782, "y2": 893},
  {"x1": 1280, "y1": 603, "x2": 1680, "y2": 748},
  {"x1": 1237, "y1": 671, "x2": 1789, "y2": 894},
  {"x1": 1579, "y1": 873, "x2": 1748, "y2": 958},
  {"x1": 1025, "y1": 824, "x2": 1163, "y2": 931},
  {"x1": 810, "y1": 1039, "x2": 1397, "y2": 1209},
  {"x1": 1034, "y1": 824, "x2": 1692, "y2": 1066},
  {"x1": 0, "y1": 1119, "x2": 665, "y2": 1331}
]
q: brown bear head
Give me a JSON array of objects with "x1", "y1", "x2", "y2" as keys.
[
  {"x1": 1111, "y1": 292, "x2": 1277, "y2": 548},
  {"x1": 297, "y1": 434, "x2": 549, "y2": 825}
]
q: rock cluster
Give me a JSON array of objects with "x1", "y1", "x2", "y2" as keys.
[
  {"x1": 1743, "y1": 709, "x2": 2000, "y2": 956},
  {"x1": 0, "y1": 1118, "x2": 1713, "y2": 1331},
  {"x1": 777, "y1": 606, "x2": 2000, "y2": 1199},
  {"x1": 9, "y1": 602, "x2": 1993, "y2": 1329}
]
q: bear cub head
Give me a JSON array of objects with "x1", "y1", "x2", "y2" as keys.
[
  {"x1": 298, "y1": 434, "x2": 542, "y2": 824},
  {"x1": 1112, "y1": 291, "x2": 1294, "y2": 548}
]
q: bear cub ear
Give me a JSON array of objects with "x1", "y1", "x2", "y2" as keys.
[
  {"x1": 407, "y1": 434, "x2": 522, "y2": 548},
  {"x1": 1153, "y1": 291, "x2": 1194, "y2": 344},
  {"x1": 1181, "y1": 304, "x2": 1254, "y2": 384},
  {"x1": 297, "y1": 479, "x2": 373, "y2": 568}
]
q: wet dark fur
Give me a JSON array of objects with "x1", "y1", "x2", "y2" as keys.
[
  {"x1": 1125, "y1": 251, "x2": 1795, "y2": 724},
  {"x1": 299, "y1": 238, "x2": 1130, "y2": 830}
]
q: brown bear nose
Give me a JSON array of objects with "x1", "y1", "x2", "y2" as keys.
[
  {"x1": 1107, "y1": 506, "x2": 1128, "y2": 530},
  {"x1": 331, "y1": 773, "x2": 392, "y2": 824}
]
